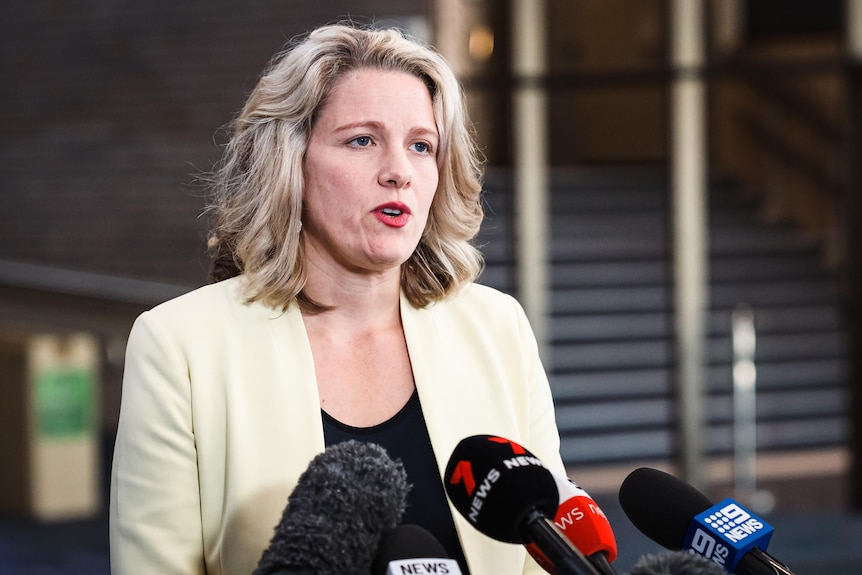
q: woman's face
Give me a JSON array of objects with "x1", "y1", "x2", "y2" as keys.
[{"x1": 302, "y1": 68, "x2": 440, "y2": 278}]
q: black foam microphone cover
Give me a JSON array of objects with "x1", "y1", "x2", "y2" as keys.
[
  {"x1": 444, "y1": 434, "x2": 559, "y2": 544},
  {"x1": 254, "y1": 440, "x2": 410, "y2": 575},
  {"x1": 618, "y1": 467, "x2": 712, "y2": 551},
  {"x1": 629, "y1": 551, "x2": 728, "y2": 575}
]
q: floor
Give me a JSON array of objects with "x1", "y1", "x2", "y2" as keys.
[{"x1": 0, "y1": 512, "x2": 109, "y2": 575}]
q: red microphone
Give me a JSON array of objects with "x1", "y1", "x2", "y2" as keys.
[{"x1": 527, "y1": 472, "x2": 618, "y2": 575}]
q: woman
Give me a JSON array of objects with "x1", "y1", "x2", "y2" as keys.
[{"x1": 110, "y1": 23, "x2": 565, "y2": 575}]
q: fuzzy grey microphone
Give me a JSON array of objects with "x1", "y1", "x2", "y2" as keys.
[
  {"x1": 629, "y1": 552, "x2": 728, "y2": 575},
  {"x1": 253, "y1": 440, "x2": 410, "y2": 575}
]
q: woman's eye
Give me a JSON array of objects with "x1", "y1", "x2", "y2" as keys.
[
  {"x1": 350, "y1": 136, "x2": 372, "y2": 147},
  {"x1": 411, "y1": 142, "x2": 432, "y2": 154}
]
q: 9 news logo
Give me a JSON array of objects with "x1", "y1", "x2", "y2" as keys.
[
  {"x1": 703, "y1": 502, "x2": 763, "y2": 541},
  {"x1": 683, "y1": 499, "x2": 774, "y2": 571},
  {"x1": 689, "y1": 527, "x2": 731, "y2": 565}
]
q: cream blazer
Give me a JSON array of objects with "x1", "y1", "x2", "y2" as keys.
[{"x1": 110, "y1": 276, "x2": 565, "y2": 575}]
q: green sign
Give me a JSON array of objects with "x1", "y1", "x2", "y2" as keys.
[{"x1": 34, "y1": 368, "x2": 94, "y2": 438}]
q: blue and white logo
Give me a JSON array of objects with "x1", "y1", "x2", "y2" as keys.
[{"x1": 683, "y1": 499, "x2": 774, "y2": 572}]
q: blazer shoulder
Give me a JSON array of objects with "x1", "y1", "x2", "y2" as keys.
[
  {"x1": 135, "y1": 276, "x2": 282, "y2": 335},
  {"x1": 438, "y1": 282, "x2": 524, "y2": 317},
  {"x1": 419, "y1": 283, "x2": 531, "y2": 340}
]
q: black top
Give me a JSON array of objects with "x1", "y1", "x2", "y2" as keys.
[{"x1": 322, "y1": 389, "x2": 470, "y2": 574}]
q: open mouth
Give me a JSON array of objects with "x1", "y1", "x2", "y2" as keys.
[{"x1": 374, "y1": 203, "x2": 411, "y2": 227}]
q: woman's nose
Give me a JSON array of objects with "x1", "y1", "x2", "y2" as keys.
[{"x1": 378, "y1": 148, "x2": 412, "y2": 188}]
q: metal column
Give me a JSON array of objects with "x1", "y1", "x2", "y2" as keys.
[
  {"x1": 511, "y1": 0, "x2": 550, "y2": 363},
  {"x1": 671, "y1": 0, "x2": 709, "y2": 489}
]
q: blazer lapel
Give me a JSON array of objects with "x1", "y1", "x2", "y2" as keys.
[{"x1": 400, "y1": 294, "x2": 529, "y2": 575}]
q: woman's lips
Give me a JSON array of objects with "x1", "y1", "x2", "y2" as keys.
[{"x1": 373, "y1": 202, "x2": 411, "y2": 228}]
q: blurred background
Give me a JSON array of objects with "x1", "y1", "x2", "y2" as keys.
[{"x1": 2, "y1": 0, "x2": 862, "y2": 573}]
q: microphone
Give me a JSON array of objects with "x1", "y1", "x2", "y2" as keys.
[
  {"x1": 443, "y1": 434, "x2": 600, "y2": 575},
  {"x1": 618, "y1": 467, "x2": 794, "y2": 575},
  {"x1": 628, "y1": 551, "x2": 728, "y2": 575},
  {"x1": 526, "y1": 472, "x2": 619, "y2": 575},
  {"x1": 253, "y1": 440, "x2": 410, "y2": 575},
  {"x1": 371, "y1": 524, "x2": 463, "y2": 575}
]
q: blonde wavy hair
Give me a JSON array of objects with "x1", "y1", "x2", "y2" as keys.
[{"x1": 206, "y1": 23, "x2": 485, "y2": 312}]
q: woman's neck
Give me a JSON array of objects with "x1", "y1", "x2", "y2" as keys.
[{"x1": 301, "y1": 264, "x2": 402, "y2": 329}]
